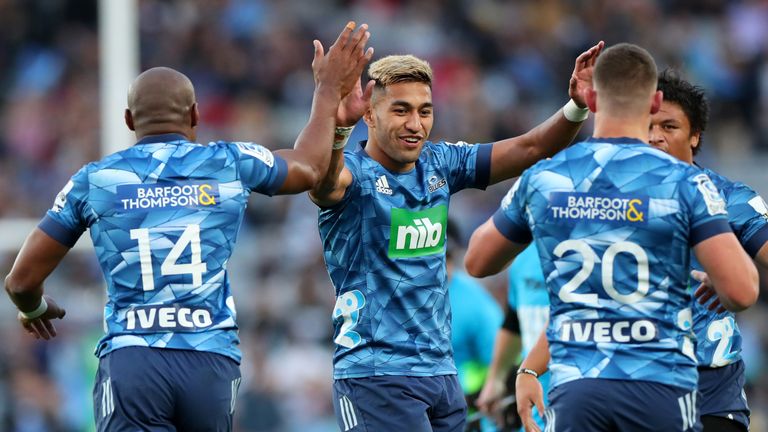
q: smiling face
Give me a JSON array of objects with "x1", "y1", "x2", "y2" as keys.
[
  {"x1": 364, "y1": 81, "x2": 434, "y2": 172},
  {"x1": 648, "y1": 100, "x2": 699, "y2": 164}
]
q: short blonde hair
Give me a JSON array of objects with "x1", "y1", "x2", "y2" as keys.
[{"x1": 368, "y1": 55, "x2": 433, "y2": 88}]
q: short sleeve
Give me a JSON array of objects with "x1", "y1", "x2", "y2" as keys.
[
  {"x1": 681, "y1": 170, "x2": 732, "y2": 246},
  {"x1": 724, "y1": 183, "x2": 768, "y2": 257},
  {"x1": 439, "y1": 141, "x2": 492, "y2": 192},
  {"x1": 39, "y1": 166, "x2": 90, "y2": 247},
  {"x1": 492, "y1": 173, "x2": 533, "y2": 244},
  {"x1": 230, "y1": 142, "x2": 288, "y2": 196}
]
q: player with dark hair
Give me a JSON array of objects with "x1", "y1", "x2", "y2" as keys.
[
  {"x1": 309, "y1": 41, "x2": 604, "y2": 431},
  {"x1": 4, "y1": 23, "x2": 373, "y2": 431},
  {"x1": 465, "y1": 43, "x2": 759, "y2": 431},
  {"x1": 652, "y1": 69, "x2": 768, "y2": 432}
]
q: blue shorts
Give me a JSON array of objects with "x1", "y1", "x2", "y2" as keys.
[
  {"x1": 547, "y1": 378, "x2": 701, "y2": 432},
  {"x1": 93, "y1": 346, "x2": 241, "y2": 432},
  {"x1": 698, "y1": 361, "x2": 750, "y2": 428},
  {"x1": 332, "y1": 375, "x2": 467, "y2": 432}
]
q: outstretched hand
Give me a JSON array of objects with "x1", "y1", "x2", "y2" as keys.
[
  {"x1": 18, "y1": 295, "x2": 66, "y2": 340},
  {"x1": 312, "y1": 22, "x2": 375, "y2": 101},
  {"x1": 691, "y1": 269, "x2": 727, "y2": 313},
  {"x1": 569, "y1": 41, "x2": 605, "y2": 108}
]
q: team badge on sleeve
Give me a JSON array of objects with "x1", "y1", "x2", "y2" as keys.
[
  {"x1": 693, "y1": 174, "x2": 726, "y2": 216},
  {"x1": 748, "y1": 195, "x2": 768, "y2": 221},
  {"x1": 51, "y1": 180, "x2": 75, "y2": 213},
  {"x1": 501, "y1": 179, "x2": 521, "y2": 210},
  {"x1": 234, "y1": 142, "x2": 275, "y2": 167}
]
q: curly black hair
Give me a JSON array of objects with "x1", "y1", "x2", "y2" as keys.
[{"x1": 656, "y1": 69, "x2": 710, "y2": 155}]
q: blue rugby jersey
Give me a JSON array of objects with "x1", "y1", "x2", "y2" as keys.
[
  {"x1": 493, "y1": 138, "x2": 731, "y2": 391},
  {"x1": 691, "y1": 167, "x2": 768, "y2": 368},
  {"x1": 319, "y1": 140, "x2": 492, "y2": 379},
  {"x1": 40, "y1": 133, "x2": 288, "y2": 363}
]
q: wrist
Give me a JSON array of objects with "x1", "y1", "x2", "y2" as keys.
[
  {"x1": 563, "y1": 99, "x2": 589, "y2": 122},
  {"x1": 333, "y1": 126, "x2": 355, "y2": 150},
  {"x1": 516, "y1": 367, "x2": 539, "y2": 379},
  {"x1": 18, "y1": 297, "x2": 48, "y2": 320}
]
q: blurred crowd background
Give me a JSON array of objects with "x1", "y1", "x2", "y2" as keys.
[{"x1": 0, "y1": 0, "x2": 767, "y2": 431}]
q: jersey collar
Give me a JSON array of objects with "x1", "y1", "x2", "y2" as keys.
[{"x1": 135, "y1": 133, "x2": 189, "y2": 146}]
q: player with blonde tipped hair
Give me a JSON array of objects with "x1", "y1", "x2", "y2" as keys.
[{"x1": 309, "y1": 42, "x2": 604, "y2": 431}]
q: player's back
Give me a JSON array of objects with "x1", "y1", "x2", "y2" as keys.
[
  {"x1": 46, "y1": 134, "x2": 286, "y2": 362},
  {"x1": 519, "y1": 137, "x2": 728, "y2": 391}
]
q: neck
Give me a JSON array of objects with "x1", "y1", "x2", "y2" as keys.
[
  {"x1": 365, "y1": 138, "x2": 416, "y2": 173},
  {"x1": 592, "y1": 114, "x2": 650, "y2": 143},
  {"x1": 134, "y1": 125, "x2": 193, "y2": 142}
]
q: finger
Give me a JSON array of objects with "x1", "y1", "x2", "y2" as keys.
[
  {"x1": 708, "y1": 298, "x2": 723, "y2": 311},
  {"x1": 534, "y1": 395, "x2": 546, "y2": 424},
  {"x1": 334, "y1": 21, "x2": 356, "y2": 49},
  {"x1": 352, "y1": 46, "x2": 374, "y2": 82},
  {"x1": 313, "y1": 40, "x2": 324, "y2": 63},
  {"x1": 347, "y1": 24, "x2": 369, "y2": 54},
  {"x1": 42, "y1": 318, "x2": 57, "y2": 338},
  {"x1": 30, "y1": 319, "x2": 51, "y2": 340},
  {"x1": 690, "y1": 269, "x2": 708, "y2": 283},
  {"x1": 697, "y1": 288, "x2": 715, "y2": 305}
]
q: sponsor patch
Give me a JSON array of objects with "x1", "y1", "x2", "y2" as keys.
[
  {"x1": 549, "y1": 192, "x2": 648, "y2": 225},
  {"x1": 116, "y1": 182, "x2": 219, "y2": 211}
]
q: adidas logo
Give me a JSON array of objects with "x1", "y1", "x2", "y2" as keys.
[{"x1": 375, "y1": 175, "x2": 393, "y2": 195}]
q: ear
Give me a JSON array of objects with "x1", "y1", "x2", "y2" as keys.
[
  {"x1": 585, "y1": 88, "x2": 597, "y2": 113},
  {"x1": 190, "y1": 102, "x2": 199, "y2": 128},
  {"x1": 124, "y1": 109, "x2": 135, "y2": 131},
  {"x1": 650, "y1": 90, "x2": 663, "y2": 114},
  {"x1": 690, "y1": 131, "x2": 700, "y2": 150},
  {"x1": 363, "y1": 105, "x2": 374, "y2": 128}
]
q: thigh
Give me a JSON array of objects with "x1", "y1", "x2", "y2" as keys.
[
  {"x1": 610, "y1": 381, "x2": 701, "y2": 432},
  {"x1": 173, "y1": 350, "x2": 242, "y2": 432},
  {"x1": 547, "y1": 380, "x2": 613, "y2": 432},
  {"x1": 94, "y1": 347, "x2": 176, "y2": 432},
  {"x1": 429, "y1": 375, "x2": 467, "y2": 432},
  {"x1": 333, "y1": 376, "x2": 434, "y2": 432},
  {"x1": 698, "y1": 362, "x2": 750, "y2": 430}
]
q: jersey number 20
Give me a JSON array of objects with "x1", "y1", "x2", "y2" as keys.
[
  {"x1": 130, "y1": 224, "x2": 207, "y2": 291},
  {"x1": 554, "y1": 239, "x2": 649, "y2": 305}
]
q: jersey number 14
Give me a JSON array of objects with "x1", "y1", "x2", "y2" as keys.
[{"x1": 129, "y1": 224, "x2": 207, "y2": 291}]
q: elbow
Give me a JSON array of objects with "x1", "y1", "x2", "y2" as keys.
[
  {"x1": 465, "y1": 254, "x2": 492, "y2": 278},
  {"x1": 723, "y1": 272, "x2": 759, "y2": 313},
  {"x1": 4, "y1": 272, "x2": 25, "y2": 299}
]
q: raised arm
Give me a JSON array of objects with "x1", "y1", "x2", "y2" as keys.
[
  {"x1": 488, "y1": 41, "x2": 604, "y2": 185},
  {"x1": 5, "y1": 228, "x2": 69, "y2": 340},
  {"x1": 274, "y1": 22, "x2": 374, "y2": 195},
  {"x1": 309, "y1": 76, "x2": 375, "y2": 207}
]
